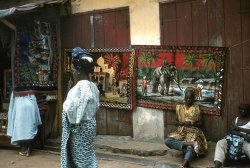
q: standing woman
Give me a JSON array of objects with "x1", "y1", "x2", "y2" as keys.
[
  {"x1": 164, "y1": 87, "x2": 208, "y2": 168},
  {"x1": 61, "y1": 47, "x2": 100, "y2": 168},
  {"x1": 7, "y1": 91, "x2": 42, "y2": 157}
]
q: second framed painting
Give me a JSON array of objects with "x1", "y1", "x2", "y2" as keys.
[
  {"x1": 64, "y1": 48, "x2": 136, "y2": 110},
  {"x1": 134, "y1": 45, "x2": 227, "y2": 115}
]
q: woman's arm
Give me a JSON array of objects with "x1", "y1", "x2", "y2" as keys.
[
  {"x1": 230, "y1": 118, "x2": 250, "y2": 142},
  {"x1": 237, "y1": 127, "x2": 250, "y2": 134},
  {"x1": 231, "y1": 129, "x2": 250, "y2": 142}
]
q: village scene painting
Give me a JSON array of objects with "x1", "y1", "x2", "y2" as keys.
[
  {"x1": 136, "y1": 46, "x2": 226, "y2": 114},
  {"x1": 86, "y1": 48, "x2": 134, "y2": 109}
]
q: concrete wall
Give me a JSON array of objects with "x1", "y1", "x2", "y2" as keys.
[
  {"x1": 71, "y1": 0, "x2": 165, "y2": 141},
  {"x1": 133, "y1": 107, "x2": 164, "y2": 142}
]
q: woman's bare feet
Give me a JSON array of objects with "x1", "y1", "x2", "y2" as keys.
[
  {"x1": 179, "y1": 160, "x2": 189, "y2": 168},
  {"x1": 214, "y1": 160, "x2": 223, "y2": 168}
]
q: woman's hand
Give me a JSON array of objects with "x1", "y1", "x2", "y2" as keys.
[{"x1": 230, "y1": 125, "x2": 240, "y2": 132}]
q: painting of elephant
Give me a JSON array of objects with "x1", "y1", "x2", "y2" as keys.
[{"x1": 151, "y1": 65, "x2": 182, "y2": 95}]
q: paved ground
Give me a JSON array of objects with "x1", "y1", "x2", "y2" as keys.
[
  {"x1": 1, "y1": 135, "x2": 249, "y2": 168},
  {"x1": 0, "y1": 149, "x2": 152, "y2": 168},
  {"x1": 95, "y1": 136, "x2": 249, "y2": 168}
]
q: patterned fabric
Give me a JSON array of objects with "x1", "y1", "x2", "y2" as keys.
[
  {"x1": 168, "y1": 104, "x2": 208, "y2": 155},
  {"x1": 63, "y1": 80, "x2": 100, "y2": 124},
  {"x1": 223, "y1": 117, "x2": 249, "y2": 160},
  {"x1": 61, "y1": 112, "x2": 98, "y2": 168},
  {"x1": 71, "y1": 47, "x2": 93, "y2": 71},
  {"x1": 224, "y1": 134, "x2": 247, "y2": 160},
  {"x1": 61, "y1": 80, "x2": 99, "y2": 168}
]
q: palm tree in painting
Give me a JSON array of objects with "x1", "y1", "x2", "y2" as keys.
[
  {"x1": 139, "y1": 51, "x2": 158, "y2": 65},
  {"x1": 139, "y1": 51, "x2": 158, "y2": 77},
  {"x1": 183, "y1": 52, "x2": 199, "y2": 75},
  {"x1": 103, "y1": 53, "x2": 121, "y2": 78},
  {"x1": 184, "y1": 52, "x2": 199, "y2": 68},
  {"x1": 202, "y1": 53, "x2": 217, "y2": 71}
]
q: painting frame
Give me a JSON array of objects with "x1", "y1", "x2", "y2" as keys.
[
  {"x1": 4, "y1": 69, "x2": 12, "y2": 100},
  {"x1": 14, "y1": 20, "x2": 58, "y2": 91},
  {"x1": 134, "y1": 45, "x2": 227, "y2": 115},
  {"x1": 64, "y1": 48, "x2": 136, "y2": 110}
]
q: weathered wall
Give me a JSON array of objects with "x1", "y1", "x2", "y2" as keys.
[
  {"x1": 68, "y1": 0, "x2": 250, "y2": 142},
  {"x1": 70, "y1": 0, "x2": 164, "y2": 141},
  {"x1": 71, "y1": 0, "x2": 160, "y2": 45},
  {"x1": 133, "y1": 107, "x2": 164, "y2": 142}
]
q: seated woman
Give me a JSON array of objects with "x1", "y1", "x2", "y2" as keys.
[
  {"x1": 165, "y1": 87, "x2": 208, "y2": 168},
  {"x1": 213, "y1": 103, "x2": 250, "y2": 168}
]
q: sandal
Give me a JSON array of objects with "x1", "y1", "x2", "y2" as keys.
[
  {"x1": 19, "y1": 151, "x2": 30, "y2": 157},
  {"x1": 193, "y1": 141, "x2": 200, "y2": 156}
]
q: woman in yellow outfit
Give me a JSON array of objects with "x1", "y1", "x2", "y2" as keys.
[{"x1": 165, "y1": 87, "x2": 208, "y2": 168}]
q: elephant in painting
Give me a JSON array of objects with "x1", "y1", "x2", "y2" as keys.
[{"x1": 152, "y1": 65, "x2": 182, "y2": 95}]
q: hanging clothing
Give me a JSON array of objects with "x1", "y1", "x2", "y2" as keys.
[
  {"x1": 61, "y1": 80, "x2": 100, "y2": 168},
  {"x1": 7, "y1": 92, "x2": 42, "y2": 145},
  {"x1": 168, "y1": 104, "x2": 208, "y2": 156}
]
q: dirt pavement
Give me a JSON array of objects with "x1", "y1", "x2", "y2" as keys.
[
  {"x1": 2, "y1": 135, "x2": 249, "y2": 168},
  {"x1": 0, "y1": 148, "x2": 153, "y2": 168}
]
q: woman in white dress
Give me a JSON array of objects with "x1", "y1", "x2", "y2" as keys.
[{"x1": 61, "y1": 47, "x2": 100, "y2": 168}]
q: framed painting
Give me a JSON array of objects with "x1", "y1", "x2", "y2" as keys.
[
  {"x1": 14, "y1": 20, "x2": 58, "y2": 91},
  {"x1": 134, "y1": 45, "x2": 227, "y2": 115},
  {"x1": 4, "y1": 69, "x2": 12, "y2": 100},
  {"x1": 64, "y1": 48, "x2": 136, "y2": 110}
]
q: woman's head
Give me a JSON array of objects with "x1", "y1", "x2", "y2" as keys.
[
  {"x1": 184, "y1": 87, "x2": 195, "y2": 106},
  {"x1": 71, "y1": 47, "x2": 95, "y2": 75},
  {"x1": 239, "y1": 103, "x2": 250, "y2": 118}
]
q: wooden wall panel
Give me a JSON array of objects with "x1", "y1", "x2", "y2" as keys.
[
  {"x1": 161, "y1": 0, "x2": 250, "y2": 141},
  {"x1": 206, "y1": 0, "x2": 227, "y2": 140},
  {"x1": 164, "y1": 110, "x2": 177, "y2": 137},
  {"x1": 207, "y1": 0, "x2": 225, "y2": 46},
  {"x1": 160, "y1": 3, "x2": 177, "y2": 45},
  {"x1": 176, "y1": 1, "x2": 192, "y2": 45},
  {"x1": 96, "y1": 108, "x2": 107, "y2": 135},
  {"x1": 243, "y1": 70, "x2": 250, "y2": 103},
  {"x1": 242, "y1": 13, "x2": 250, "y2": 103},
  {"x1": 202, "y1": 115, "x2": 212, "y2": 140},
  {"x1": 115, "y1": 9, "x2": 130, "y2": 47},
  {"x1": 224, "y1": 0, "x2": 243, "y2": 127},
  {"x1": 242, "y1": 13, "x2": 250, "y2": 69},
  {"x1": 192, "y1": 0, "x2": 208, "y2": 46},
  {"x1": 82, "y1": 14, "x2": 92, "y2": 48},
  {"x1": 61, "y1": 8, "x2": 132, "y2": 136},
  {"x1": 106, "y1": 108, "x2": 119, "y2": 135},
  {"x1": 103, "y1": 12, "x2": 117, "y2": 47},
  {"x1": 93, "y1": 14, "x2": 105, "y2": 48},
  {"x1": 118, "y1": 110, "x2": 132, "y2": 136},
  {"x1": 61, "y1": 15, "x2": 83, "y2": 48},
  {"x1": 61, "y1": 17, "x2": 74, "y2": 48},
  {"x1": 242, "y1": 43, "x2": 250, "y2": 70},
  {"x1": 71, "y1": 15, "x2": 83, "y2": 47}
]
